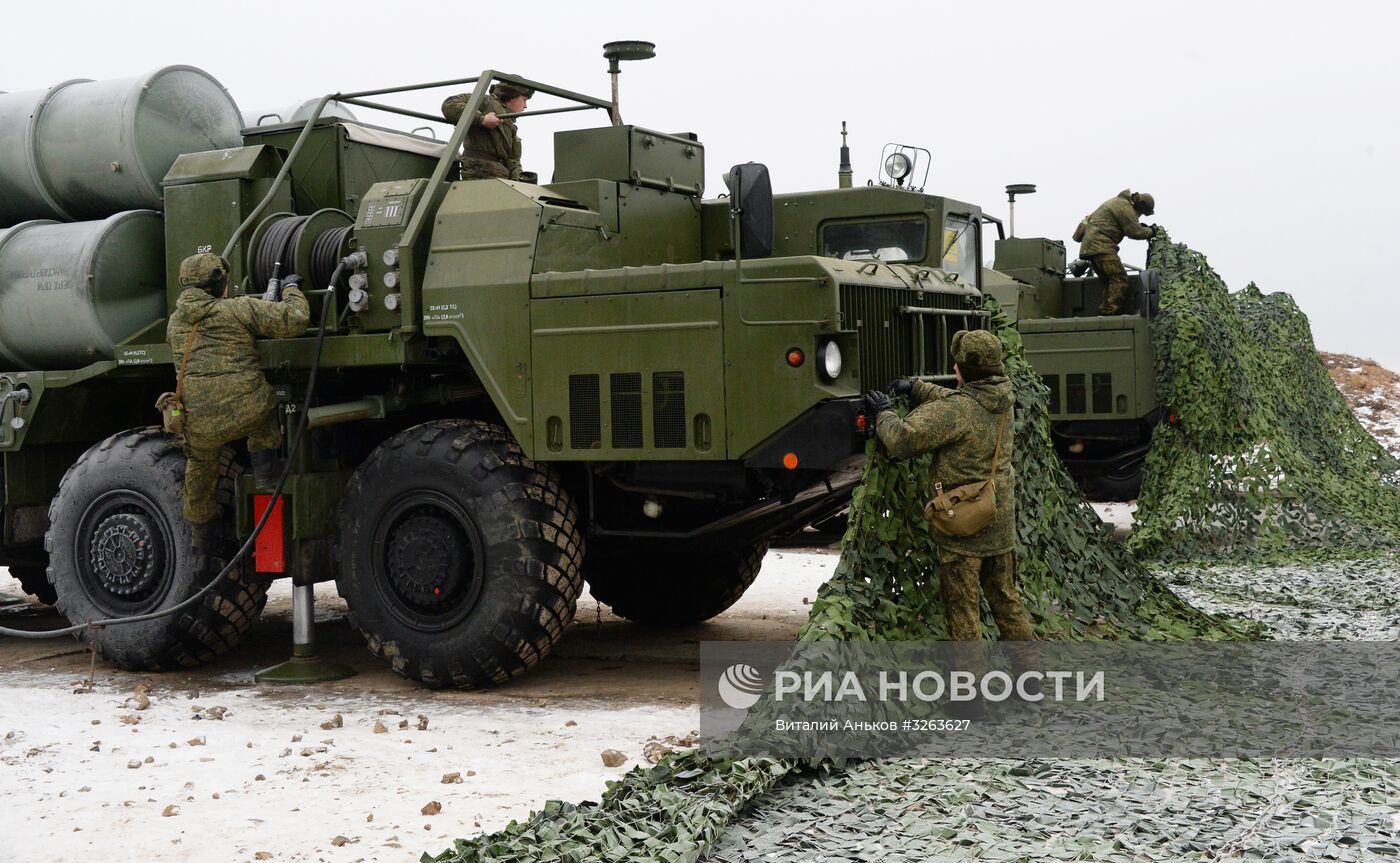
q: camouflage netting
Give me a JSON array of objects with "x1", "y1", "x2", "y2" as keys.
[
  {"x1": 798, "y1": 300, "x2": 1252, "y2": 644},
  {"x1": 1129, "y1": 232, "x2": 1400, "y2": 562},
  {"x1": 426, "y1": 299, "x2": 1254, "y2": 863}
]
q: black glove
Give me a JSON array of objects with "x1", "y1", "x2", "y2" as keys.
[
  {"x1": 1148, "y1": 224, "x2": 1159, "y2": 237},
  {"x1": 887, "y1": 377, "x2": 915, "y2": 397},
  {"x1": 863, "y1": 390, "x2": 893, "y2": 418}
]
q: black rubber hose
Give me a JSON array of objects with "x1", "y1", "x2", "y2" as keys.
[
  {"x1": 252, "y1": 215, "x2": 309, "y2": 290},
  {"x1": 0, "y1": 257, "x2": 352, "y2": 640},
  {"x1": 310, "y1": 226, "x2": 352, "y2": 295}
]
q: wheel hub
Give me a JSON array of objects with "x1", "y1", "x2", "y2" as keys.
[
  {"x1": 88, "y1": 512, "x2": 162, "y2": 597},
  {"x1": 385, "y1": 513, "x2": 466, "y2": 611}
]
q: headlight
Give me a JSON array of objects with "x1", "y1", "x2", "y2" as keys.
[
  {"x1": 884, "y1": 152, "x2": 912, "y2": 181},
  {"x1": 818, "y1": 340, "x2": 843, "y2": 382}
]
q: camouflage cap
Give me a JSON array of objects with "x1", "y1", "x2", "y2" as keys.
[
  {"x1": 951, "y1": 329, "x2": 1005, "y2": 375},
  {"x1": 1133, "y1": 192, "x2": 1156, "y2": 216},
  {"x1": 179, "y1": 253, "x2": 229, "y2": 289}
]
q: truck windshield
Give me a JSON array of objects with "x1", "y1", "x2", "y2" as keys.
[
  {"x1": 821, "y1": 219, "x2": 927, "y2": 263},
  {"x1": 940, "y1": 214, "x2": 979, "y2": 283}
]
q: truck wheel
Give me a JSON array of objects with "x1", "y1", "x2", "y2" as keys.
[
  {"x1": 46, "y1": 428, "x2": 268, "y2": 670},
  {"x1": 586, "y1": 542, "x2": 767, "y2": 626},
  {"x1": 335, "y1": 420, "x2": 585, "y2": 689},
  {"x1": 11, "y1": 565, "x2": 57, "y2": 605},
  {"x1": 1084, "y1": 463, "x2": 1145, "y2": 502}
]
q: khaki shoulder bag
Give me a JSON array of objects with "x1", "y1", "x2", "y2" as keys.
[
  {"x1": 924, "y1": 411, "x2": 1008, "y2": 538},
  {"x1": 155, "y1": 322, "x2": 200, "y2": 436}
]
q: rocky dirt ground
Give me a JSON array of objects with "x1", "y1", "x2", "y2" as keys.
[
  {"x1": 2, "y1": 355, "x2": 1396, "y2": 862},
  {"x1": 1322, "y1": 352, "x2": 1400, "y2": 458}
]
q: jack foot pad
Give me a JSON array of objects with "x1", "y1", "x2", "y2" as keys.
[{"x1": 255, "y1": 654, "x2": 356, "y2": 685}]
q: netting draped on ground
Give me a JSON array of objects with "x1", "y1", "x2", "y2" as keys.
[
  {"x1": 1129, "y1": 233, "x2": 1400, "y2": 563},
  {"x1": 426, "y1": 298, "x2": 1253, "y2": 863}
]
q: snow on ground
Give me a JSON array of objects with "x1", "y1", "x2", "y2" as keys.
[
  {"x1": 0, "y1": 551, "x2": 838, "y2": 863},
  {"x1": 0, "y1": 680, "x2": 688, "y2": 863}
]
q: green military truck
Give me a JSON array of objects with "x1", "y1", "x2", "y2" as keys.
[
  {"x1": 985, "y1": 236, "x2": 1161, "y2": 500},
  {"x1": 0, "y1": 61, "x2": 987, "y2": 687},
  {"x1": 768, "y1": 145, "x2": 1163, "y2": 502}
]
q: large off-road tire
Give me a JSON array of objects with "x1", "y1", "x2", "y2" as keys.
[
  {"x1": 12, "y1": 564, "x2": 57, "y2": 605},
  {"x1": 585, "y1": 541, "x2": 768, "y2": 626},
  {"x1": 46, "y1": 428, "x2": 268, "y2": 670},
  {"x1": 335, "y1": 420, "x2": 585, "y2": 689}
]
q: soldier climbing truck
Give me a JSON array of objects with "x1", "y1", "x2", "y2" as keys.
[{"x1": 0, "y1": 57, "x2": 988, "y2": 687}]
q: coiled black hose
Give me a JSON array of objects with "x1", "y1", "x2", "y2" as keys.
[{"x1": 252, "y1": 215, "x2": 309, "y2": 290}]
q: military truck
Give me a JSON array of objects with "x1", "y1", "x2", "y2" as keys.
[
  {"x1": 0, "y1": 60, "x2": 986, "y2": 687},
  {"x1": 985, "y1": 235, "x2": 1161, "y2": 500},
  {"x1": 773, "y1": 144, "x2": 1162, "y2": 502}
]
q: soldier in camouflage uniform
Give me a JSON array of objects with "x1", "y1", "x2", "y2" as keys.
[
  {"x1": 866, "y1": 331, "x2": 1037, "y2": 712},
  {"x1": 166, "y1": 253, "x2": 310, "y2": 547},
  {"x1": 441, "y1": 82, "x2": 534, "y2": 180},
  {"x1": 1077, "y1": 189, "x2": 1157, "y2": 315}
]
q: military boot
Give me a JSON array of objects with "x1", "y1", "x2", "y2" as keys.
[
  {"x1": 250, "y1": 450, "x2": 284, "y2": 494},
  {"x1": 190, "y1": 519, "x2": 222, "y2": 562}
]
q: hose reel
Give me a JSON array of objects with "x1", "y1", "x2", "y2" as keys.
[{"x1": 248, "y1": 209, "x2": 354, "y2": 323}]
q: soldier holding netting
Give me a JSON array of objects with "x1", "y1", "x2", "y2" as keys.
[
  {"x1": 166, "y1": 253, "x2": 310, "y2": 552},
  {"x1": 441, "y1": 82, "x2": 534, "y2": 180},
  {"x1": 865, "y1": 331, "x2": 1037, "y2": 713},
  {"x1": 1076, "y1": 189, "x2": 1157, "y2": 316}
]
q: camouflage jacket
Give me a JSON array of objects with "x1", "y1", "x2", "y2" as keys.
[
  {"x1": 875, "y1": 376, "x2": 1017, "y2": 559},
  {"x1": 441, "y1": 93, "x2": 522, "y2": 180},
  {"x1": 1079, "y1": 189, "x2": 1154, "y2": 257},
  {"x1": 167, "y1": 286, "x2": 310, "y2": 425}
]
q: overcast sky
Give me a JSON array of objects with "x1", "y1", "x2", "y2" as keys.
[{"x1": 6, "y1": 0, "x2": 1398, "y2": 369}]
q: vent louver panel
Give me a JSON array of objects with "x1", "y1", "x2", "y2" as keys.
[
  {"x1": 610, "y1": 372, "x2": 643, "y2": 448},
  {"x1": 653, "y1": 371, "x2": 686, "y2": 448},
  {"x1": 569, "y1": 374, "x2": 600, "y2": 449}
]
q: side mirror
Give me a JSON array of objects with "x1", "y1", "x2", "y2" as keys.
[{"x1": 724, "y1": 162, "x2": 773, "y2": 259}]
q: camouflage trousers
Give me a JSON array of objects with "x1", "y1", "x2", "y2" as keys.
[
  {"x1": 1089, "y1": 252, "x2": 1131, "y2": 315},
  {"x1": 181, "y1": 407, "x2": 281, "y2": 524},
  {"x1": 939, "y1": 551, "x2": 1039, "y2": 674},
  {"x1": 462, "y1": 158, "x2": 510, "y2": 180}
]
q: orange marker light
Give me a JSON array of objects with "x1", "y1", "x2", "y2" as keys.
[
  {"x1": 786, "y1": 348, "x2": 805, "y2": 367},
  {"x1": 782, "y1": 453, "x2": 799, "y2": 470},
  {"x1": 855, "y1": 413, "x2": 868, "y2": 431}
]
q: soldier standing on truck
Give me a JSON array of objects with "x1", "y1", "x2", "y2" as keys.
[
  {"x1": 441, "y1": 82, "x2": 534, "y2": 180},
  {"x1": 865, "y1": 330, "x2": 1037, "y2": 716},
  {"x1": 166, "y1": 253, "x2": 310, "y2": 552},
  {"x1": 1076, "y1": 189, "x2": 1157, "y2": 315}
]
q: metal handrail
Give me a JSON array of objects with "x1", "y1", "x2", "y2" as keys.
[{"x1": 221, "y1": 71, "x2": 613, "y2": 269}]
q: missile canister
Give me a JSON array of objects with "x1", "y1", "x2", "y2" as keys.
[
  {"x1": 0, "y1": 67, "x2": 241, "y2": 227},
  {"x1": 0, "y1": 211, "x2": 165, "y2": 369}
]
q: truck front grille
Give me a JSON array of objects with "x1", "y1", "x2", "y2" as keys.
[
  {"x1": 838, "y1": 285, "x2": 985, "y2": 388},
  {"x1": 569, "y1": 374, "x2": 601, "y2": 449},
  {"x1": 652, "y1": 371, "x2": 686, "y2": 448},
  {"x1": 610, "y1": 373, "x2": 643, "y2": 448}
]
